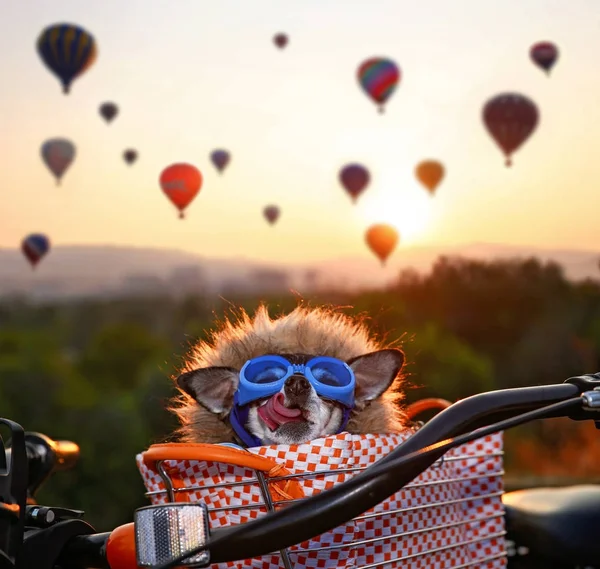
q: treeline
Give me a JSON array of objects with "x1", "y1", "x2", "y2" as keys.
[{"x1": 2, "y1": 255, "x2": 600, "y2": 531}]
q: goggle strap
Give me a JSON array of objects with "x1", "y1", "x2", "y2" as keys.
[
  {"x1": 230, "y1": 395, "x2": 263, "y2": 448},
  {"x1": 337, "y1": 406, "x2": 353, "y2": 434}
]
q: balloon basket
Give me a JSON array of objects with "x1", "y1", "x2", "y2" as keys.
[{"x1": 178, "y1": 212, "x2": 185, "y2": 220}]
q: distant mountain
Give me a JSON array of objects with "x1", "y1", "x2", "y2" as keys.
[
  {"x1": 307, "y1": 242, "x2": 600, "y2": 289},
  {"x1": 1, "y1": 242, "x2": 598, "y2": 299}
]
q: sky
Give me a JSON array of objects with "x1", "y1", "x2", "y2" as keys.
[{"x1": 1, "y1": 0, "x2": 600, "y2": 265}]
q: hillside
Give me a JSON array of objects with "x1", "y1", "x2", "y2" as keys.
[{"x1": 2, "y1": 242, "x2": 598, "y2": 299}]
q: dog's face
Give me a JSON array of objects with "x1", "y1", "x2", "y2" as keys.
[{"x1": 176, "y1": 348, "x2": 404, "y2": 446}]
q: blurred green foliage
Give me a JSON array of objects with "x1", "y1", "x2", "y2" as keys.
[{"x1": 2, "y1": 255, "x2": 600, "y2": 530}]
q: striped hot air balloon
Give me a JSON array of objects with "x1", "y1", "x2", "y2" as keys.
[
  {"x1": 22, "y1": 233, "x2": 51, "y2": 269},
  {"x1": 482, "y1": 93, "x2": 539, "y2": 167},
  {"x1": 36, "y1": 23, "x2": 98, "y2": 94},
  {"x1": 357, "y1": 57, "x2": 401, "y2": 113}
]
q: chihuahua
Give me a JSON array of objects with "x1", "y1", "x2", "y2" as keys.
[{"x1": 169, "y1": 304, "x2": 407, "y2": 446}]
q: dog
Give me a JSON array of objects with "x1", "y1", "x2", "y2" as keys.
[{"x1": 169, "y1": 304, "x2": 407, "y2": 446}]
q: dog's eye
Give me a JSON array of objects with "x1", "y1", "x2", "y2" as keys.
[
  {"x1": 311, "y1": 368, "x2": 341, "y2": 386},
  {"x1": 253, "y1": 367, "x2": 287, "y2": 384}
]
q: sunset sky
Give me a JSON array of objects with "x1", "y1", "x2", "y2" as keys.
[{"x1": 1, "y1": 0, "x2": 600, "y2": 265}]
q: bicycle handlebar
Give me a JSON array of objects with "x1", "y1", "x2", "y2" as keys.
[
  {"x1": 11, "y1": 374, "x2": 600, "y2": 569},
  {"x1": 175, "y1": 382, "x2": 585, "y2": 566}
]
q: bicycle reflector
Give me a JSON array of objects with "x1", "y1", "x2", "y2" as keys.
[{"x1": 134, "y1": 503, "x2": 210, "y2": 567}]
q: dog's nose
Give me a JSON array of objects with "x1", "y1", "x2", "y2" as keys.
[{"x1": 284, "y1": 374, "x2": 310, "y2": 402}]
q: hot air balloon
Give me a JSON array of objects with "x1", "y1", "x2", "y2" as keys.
[
  {"x1": 210, "y1": 149, "x2": 231, "y2": 174},
  {"x1": 99, "y1": 102, "x2": 118, "y2": 123},
  {"x1": 41, "y1": 138, "x2": 76, "y2": 185},
  {"x1": 482, "y1": 93, "x2": 539, "y2": 167},
  {"x1": 530, "y1": 42, "x2": 559, "y2": 75},
  {"x1": 21, "y1": 233, "x2": 51, "y2": 269},
  {"x1": 339, "y1": 164, "x2": 370, "y2": 203},
  {"x1": 263, "y1": 205, "x2": 280, "y2": 225},
  {"x1": 123, "y1": 149, "x2": 138, "y2": 165},
  {"x1": 415, "y1": 160, "x2": 445, "y2": 195},
  {"x1": 365, "y1": 224, "x2": 398, "y2": 266},
  {"x1": 159, "y1": 163, "x2": 203, "y2": 219},
  {"x1": 36, "y1": 23, "x2": 97, "y2": 94},
  {"x1": 273, "y1": 33, "x2": 288, "y2": 49},
  {"x1": 357, "y1": 57, "x2": 400, "y2": 113}
]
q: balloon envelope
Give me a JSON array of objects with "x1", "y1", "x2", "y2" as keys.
[
  {"x1": 365, "y1": 224, "x2": 398, "y2": 265},
  {"x1": 339, "y1": 164, "x2": 370, "y2": 203},
  {"x1": 22, "y1": 233, "x2": 51, "y2": 268},
  {"x1": 274, "y1": 33, "x2": 288, "y2": 49},
  {"x1": 415, "y1": 160, "x2": 445, "y2": 195},
  {"x1": 482, "y1": 93, "x2": 539, "y2": 167},
  {"x1": 99, "y1": 102, "x2": 118, "y2": 123},
  {"x1": 357, "y1": 57, "x2": 400, "y2": 113},
  {"x1": 36, "y1": 23, "x2": 97, "y2": 94},
  {"x1": 41, "y1": 138, "x2": 76, "y2": 184},
  {"x1": 530, "y1": 42, "x2": 558, "y2": 74},
  {"x1": 123, "y1": 149, "x2": 138, "y2": 165},
  {"x1": 210, "y1": 149, "x2": 231, "y2": 173},
  {"x1": 263, "y1": 205, "x2": 280, "y2": 225},
  {"x1": 159, "y1": 163, "x2": 203, "y2": 219}
]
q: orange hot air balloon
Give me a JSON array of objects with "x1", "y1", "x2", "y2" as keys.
[
  {"x1": 159, "y1": 163, "x2": 203, "y2": 219},
  {"x1": 415, "y1": 160, "x2": 445, "y2": 195},
  {"x1": 365, "y1": 224, "x2": 398, "y2": 265}
]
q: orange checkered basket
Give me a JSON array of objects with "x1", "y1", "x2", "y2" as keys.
[{"x1": 137, "y1": 427, "x2": 506, "y2": 569}]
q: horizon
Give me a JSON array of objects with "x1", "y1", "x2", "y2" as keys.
[
  {"x1": 3, "y1": 1, "x2": 600, "y2": 267},
  {"x1": 3, "y1": 238, "x2": 600, "y2": 259}
]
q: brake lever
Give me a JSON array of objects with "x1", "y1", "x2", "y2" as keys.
[
  {"x1": 25, "y1": 506, "x2": 84, "y2": 529},
  {"x1": 564, "y1": 373, "x2": 600, "y2": 428}
]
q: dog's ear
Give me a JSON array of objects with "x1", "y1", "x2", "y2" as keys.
[
  {"x1": 347, "y1": 348, "x2": 405, "y2": 402},
  {"x1": 176, "y1": 366, "x2": 239, "y2": 415}
]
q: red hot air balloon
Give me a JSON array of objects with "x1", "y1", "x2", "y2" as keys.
[
  {"x1": 263, "y1": 205, "x2": 280, "y2": 225},
  {"x1": 159, "y1": 163, "x2": 203, "y2": 219},
  {"x1": 530, "y1": 42, "x2": 559, "y2": 75},
  {"x1": 357, "y1": 57, "x2": 400, "y2": 113},
  {"x1": 99, "y1": 102, "x2": 118, "y2": 123},
  {"x1": 339, "y1": 164, "x2": 370, "y2": 203},
  {"x1": 365, "y1": 224, "x2": 398, "y2": 266},
  {"x1": 482, "y1": 93, "x2": 539, "y2": 167},
  {"x1": 273, "y1": 33, "x2": 288, "y2": 49}
]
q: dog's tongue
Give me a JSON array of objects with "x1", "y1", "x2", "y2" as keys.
[{"x1": 258, "y1": 393, "x2": 303, "y2": 430}]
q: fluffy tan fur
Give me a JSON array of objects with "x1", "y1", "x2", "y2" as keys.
[{"x1": 168, "y1": 303, "x2": 407, "y2": 443}]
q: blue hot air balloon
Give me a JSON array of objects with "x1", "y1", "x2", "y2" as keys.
[
  {"x1": 36, "y1": 23, "x2": 98, "y2": 94},
  {"x1": 210, "y1": 149, "x2": 231, "y2": 174},
  {"x1": 22, "y1": 233, "x2": 51, "y2": 268}
]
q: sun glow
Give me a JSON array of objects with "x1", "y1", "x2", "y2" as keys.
[{"x1": 357, "y1": 182, "x2": 435, "y2": 244}]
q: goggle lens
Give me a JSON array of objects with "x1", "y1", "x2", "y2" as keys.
[
  {"x1": 243, "y1": 358, "x2": 288, "y2": 385},
  {"x1": 310, "y1": 361, "x2": 353, "y2": 387}
]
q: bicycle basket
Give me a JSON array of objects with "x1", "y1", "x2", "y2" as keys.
[{"x1": 137, "y1": 431, "x2": 505, "y2": 569}]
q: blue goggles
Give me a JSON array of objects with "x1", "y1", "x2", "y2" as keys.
[{"x1": 237, "y1": 354, "x2": 356, "y2": 408}]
